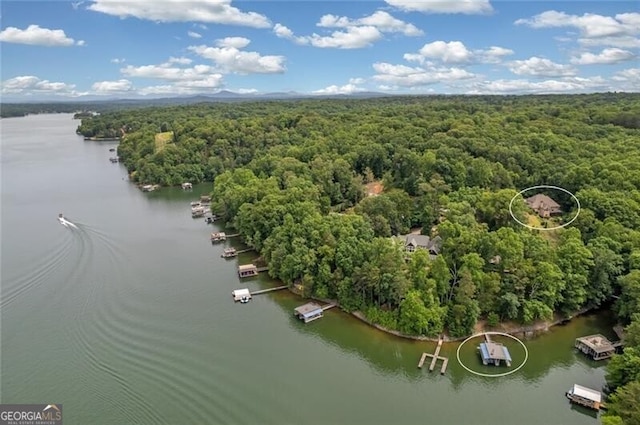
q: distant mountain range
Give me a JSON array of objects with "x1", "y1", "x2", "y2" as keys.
[{"x1": 1, "y1": 90, "x2": 392, "y2": 105}]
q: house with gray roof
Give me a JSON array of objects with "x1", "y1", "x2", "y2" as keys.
[
  {"x1": 396, "y1": 234, "x2": 442, "y2": 258},
  {"x1": 525, "y1": 194, "x2": 562, "y2": 218}
]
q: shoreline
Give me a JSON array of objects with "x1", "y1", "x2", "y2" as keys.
[{"x1": 305, "y1": 292, "x2": 595, "y2": 342}]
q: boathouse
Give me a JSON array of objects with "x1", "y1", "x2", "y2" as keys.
[
  {"x1": 479, "y1": 341, "x2": 512, "y2": 367},
  {"x1": 575, "y1": 334, "x2": 620, "y2": 360},
  {"x1": 566, "y1": 384, "x2": 602, "y2": 410},
  {"x1": 221, "y1": 247, "x2": 237, "y2": 258},
  {"x1": 238, "y1": 264, "x2": 258, "y2": 278},
  {"x1": 231, "y1": 288, "x2": 252, "y2": 302},
  {"x1": 181, "y1": 182, "x2": 192, "y2": 190},
  {"x1": 294, "y1": 303, "x2": 324, "y2": 323},
  {"x1": 211, "y1": 232, "x2": 226, "y2": 242},
  {"x1": 200, "y1": 195, "x2": 211, "y2": 203},
  {"x1": 192, "y1": 206, "x2": 205, "y2": 218}
]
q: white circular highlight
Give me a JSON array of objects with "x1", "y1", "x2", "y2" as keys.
[
  {"x1": 456, "y1": 331, "x2": 529, "y2": 378},
  {"x1": 509, "y1": 185, "x2": 581, "y2": 231}
]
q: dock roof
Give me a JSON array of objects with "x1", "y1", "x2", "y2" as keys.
[
  {"x1": 238, "y1": 264, "x2": 257, "y2": 271},
  {"x1": 479, "y1": 342, "x2": 511, "y2": 361},
  {"x1": 577, "y1": 334, "x2": 615, "y2": 353},
  {"x1": 571, "y1": 384, "x2": 602, "y2": 403},
  {"x1": 294, "y1": 302, "x2": 323, "y2": 316}
]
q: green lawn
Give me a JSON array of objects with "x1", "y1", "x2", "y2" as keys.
[{"x1": 154, "y1": 131, "x2": 173, "y2": 152}]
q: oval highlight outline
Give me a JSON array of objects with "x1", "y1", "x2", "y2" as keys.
[
  {"x1": 456, "y1": 331, "x2": 529, "y2": 378},
  {"x1": 509, "y1": 185, "x2": 581, "y2": 231}
]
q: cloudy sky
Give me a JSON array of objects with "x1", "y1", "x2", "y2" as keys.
[{"x1": 1, "y1": 0, "x2": 638, "y2": 99}]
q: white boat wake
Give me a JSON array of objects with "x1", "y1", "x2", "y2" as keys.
[{"x1": 58, "y1": 214, "x2": 78, "y2": 229}]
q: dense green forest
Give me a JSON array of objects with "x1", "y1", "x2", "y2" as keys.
[
  {"x1": 79, "y1": 93, "x2": 640, "y2": 422},
  {"x1": 76, "y1": 94, "x2": 640, "y2": 335}
]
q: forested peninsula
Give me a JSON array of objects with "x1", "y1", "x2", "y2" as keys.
[
  {"x1": 77, "y1": 94, "x2": 639, "y2": 330},
  {"x1": 78, "y1": 93, "x2": 640, "y2": 422}
]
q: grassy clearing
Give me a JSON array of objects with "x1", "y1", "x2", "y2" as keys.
[
  {"x1": 525, "y1": 213, "x2": 560, "y2": 246},
  {"x1": 154, "y1": 131, "x2": 173, "y2": 152}
]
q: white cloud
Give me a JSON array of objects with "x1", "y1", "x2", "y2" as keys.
[
  {"x1": 308, "y1": 26, "x2": 382, "y2": 49},
  {"x1": 312, "y1": 83, "x2": 366, "y2": 95},
  {"x1": 188, "y1": 31, "x2": 202, "y2": 38},
  {"x1": 571, "y1": 48, "x2": 636, "y2": 65},
  {"x1": 167, "y1": 56, "x2": 193, "y2": 65},
  {"x1": 215, "y1": 36, "x2": 250, "y2": 49},
  {"x1": 612, "y1": 68, "x2": 640, "y2": 91},
  {"x1": 372, "y1": 62, "x2": 475, "y2": 86},
  {"x1": 579, "y1": 36, "x2": 640, "y2": 49},
  {"x1": 466, "y1": 76, "x2": 608, "y2": 94},
  {"x1": 515, "y1": 11, "x2": 639, "y2": 37},
  {"x1": 0, "y1": 24, "x2": 81, "y2": 46},
  {"x1": 417, "y1": 41, "x2": 472, "y2": 64},
  {"x1": 121, "y1": 63, "x2": 218, "y2": 80},
  {"x1": 509, "y1": 57, "x2": 576, "y2": 77},
  {"x1": 385, "y1": 0, "x2": 493, "y2": 15},
  {"x1": 1, "y1": 75, "x2": 80, "y2": 96},
  {"x1": 275, "y1": 24, "x2": 382, "y2": 49},
  {"x1": 275, "y1": 10, "x2": 421, "y2": 49},
  {"x1": 317, "y1": 11, "x2": 423, "y2": 36},
  {"x1": 111, "y1": 58, "x2": 126, "y2": 63},
  {"x1": 87, "y1": 0, "x2": 271, "y2": 28},
  {"x1": 515, "y1": 11, "x2": 640, "y2": 48},
  {"x1": 189, "y1": 38, "x2": 285, "y2": 73},
  {"x1": 404, "y1": 40, "x2": 513, "y2": 65},
  {"x1": 234, "y1": 88, "x2": 258, "y2": 94},
  {"x1": 91, "y1": 79, "x2": 133, "y2": 93},
  {"x1": 613, "y1": 68, "x2": 640, "y2": 82},
  {"x1": 477, "y1": 46, "x2": 515, "y2": 63}
]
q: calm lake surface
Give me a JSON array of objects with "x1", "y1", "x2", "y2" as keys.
[{"x1": 1, "y1": 114, "x2": 615, "y2": 425}]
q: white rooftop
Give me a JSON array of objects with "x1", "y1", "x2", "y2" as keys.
[{"x1": 571, "y1": 384, "x2": 602, "y2": 403}]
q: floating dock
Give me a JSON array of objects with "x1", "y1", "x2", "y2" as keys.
[{"x1": 418, "y1": 338, "x2": 448, "y2": 374}]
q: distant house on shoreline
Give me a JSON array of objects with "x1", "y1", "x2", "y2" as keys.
[{"x1": 525, "y1": 194, "x2": 562, "y2": 218}]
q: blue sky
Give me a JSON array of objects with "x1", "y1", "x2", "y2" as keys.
[{"x1": 1, "y1": 1, "x2": 638, "y2": 99}]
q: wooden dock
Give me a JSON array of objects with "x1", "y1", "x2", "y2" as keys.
[
  {"x1": 250, "y1": 285, "x2": 288, "y2": 295},
  {"x1": 418, "y1": 338, "x2": 449, "y2": 374}
]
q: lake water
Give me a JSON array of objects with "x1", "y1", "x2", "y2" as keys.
[{"x1": 1, "y1": 114, "x2": 614, "y2": 425}]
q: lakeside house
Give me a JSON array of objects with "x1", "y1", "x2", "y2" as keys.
[
  {"x1": 525, "y1": 194, "x2": 562, "y2": 218},
  {"x1": 395, "y1": 234, "x2": 442, "y2": 259}
]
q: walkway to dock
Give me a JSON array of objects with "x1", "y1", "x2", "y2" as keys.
[
  {"x1": 417, "y1": 337, "x2": 449, "y2": 374},
  {"x1": 250, "y1": 285, "x2": 288, "y2": 295},
  {"x1": 321, "y1": 304, "x2": 337, "y2": 311},
  {"x1": 226, "y1": 233, "x2": 241, "y2": 238},
  {"x1": 235, "y1": 248, "x2": 255, "y2": 254},
  {"x1": 256, "y1": 266, "x2": 269, "y2": 273}
]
